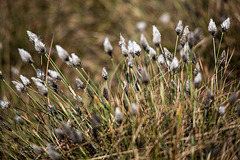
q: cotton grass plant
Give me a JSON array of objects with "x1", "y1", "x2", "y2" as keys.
[{"x1": 0, "y1": 17, "x2": 239, "y2": 159}]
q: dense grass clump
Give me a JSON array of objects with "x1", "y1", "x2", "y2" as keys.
[{"x1": 0, "y1": 17, "x2": 240, "y2": 159}]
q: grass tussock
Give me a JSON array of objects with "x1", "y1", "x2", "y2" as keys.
[{"x1": 0, "y1": 17, "x2": 240, "y2": 160}]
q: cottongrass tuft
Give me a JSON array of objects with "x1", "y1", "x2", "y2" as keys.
[
  {"x1": 115, "y1": 107, "x2": 123, "y2": 124},
  {"x1": 76, "y1": 78, "x2": 85, "y2": 90},
  {"x1": 26, "y1": 30, "x2": 38, "y2": 43},
  {"x1": 103, "y1": 37, "x2": 113, "y2": 57},
  {"x1": 15, "y1": 115, "x2": 24, "y2": 125},
  {"x1": 61, "y1": 122, "x2": 72, "y2": 137},
  {"x1": 221, "y1": 17, "x2": 230, "y2": 32},
  {"x1": 206, "y1": 87, "x2": 214, "y2": 100},
  {"x1": 149, "y1": 47, "x2": 157, "y2": 60},
  {"x1": 140, "y1": 34, "x2": 149, "y2": 51},
  {"x1": 70, "y1": 129, "x2": 83, "y2": 144},
  {"x1": 18, "y1": 48, "x2": 34, "y2": 64},
  {"x1": 26, "y1": 30, "x2": 46, "y2": 54},
  {"x1": 35, "y1": 82, "x2": 48, "y2": 96},
  {"x1": 194, "y1": 72, "x2": 202, "y2": 88},
  {"x1": 218, "y1": 50, "x2": 226, "y2": 67},
  {"x1": 219, "y1": 105, "x2": 225, "y2": 116},
  {"x1": 34, "y1": 38, "x2": 46, "y2": 54},
  {"x1": 31, "y1": 77, "x2": 43, "y2": 85},
  {"x1": 193, "y1": 62, "x2": 200, "y2": 76},
  {"x1": 48, "y1": 70, "x2": 61, "y2": 81},
  {"x1": 20, "y1": 75, "x2": 31, "y2": 86},
  {"x1": 175, "y1": 20, "x2": 183, "y2": 35},
  {"x1": 180, "y1": 42, "x2": 190, "y2": 63},
  {"x1": 47, "y1": 143, "x2": 60, "y2": 160},
  {"x1": 164, "y1": 47, "x2": 173, "y2": 63},
  {"x1": 152, "y1": 25, "x2": 161, "y2": 47},
  {"x1": 157, "y1": 54, "x2": 165, "y2": 66},
  {"x1": 208, "y1": 18, "x2": 217, "y2": 36},
  {"x1": 71, "y1": 53, "x2": 82, "y2": 68},
  {"x1": 56, "y1": 45, "x2": 69, "y2": 62},
  {"x1": 133, "y1": 41, "x2": 142, "y2": 57},
  {"x1": 54, "y1": 128, "x2": 65, "y2": 139},
  {"x1": 119, "y1": 34, "x2": 126, "y2": 48},
  {"x1": 120, "y1": 45, "x2": 128, "y2": 57},
  {"x1": 36, "y1": 68, "x2": 45, "y2": 79},
  {"x1": 12, "y1": 81, "x2": 26, "y2": 93},
  {"x1": 0, "y1": 100, "x2": 10, "y2": 110},
  {"x1": 140, "y1": 68, "x2": 150, "y2": 85},
  {"x1": 128, "y1": 40, "x2": 134, "y2": 57},
  {"x1": 135, "y1": 21, "x2": 147, "y2": 32},
  {"x1": 102, "y1": 67, "x2": 108, "y2": 80},
  {"x1": 131, "y1": 103, "x2": 138, "y2": 116},
  {"x1": 170, "y1": 57, "x2": 179, "y2": 72},
  {"x1": 180, "y1": 25, "x2": 189, "y2": 46},
  {"x1": 32, "y1": 144, "x2": 44, "y2": 154}
]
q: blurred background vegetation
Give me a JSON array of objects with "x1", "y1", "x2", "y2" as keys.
[{"x1": 0, "y1": 0, "x2": 239, "y2": 87}]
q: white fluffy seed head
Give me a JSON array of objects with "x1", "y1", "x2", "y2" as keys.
[
  {"x1": 149, "y1": 47, "x2": 156, "y2": 60},
  {"x1": 34, "y1": 39, "x2": 46, "y2": 54},
  {"x1": 194, "y1": 62, "x2": 200, "y2": 76},
  {"x1": 180, "y1": 25, "x2": 190, "y2": 46},
  {"x1": 152, "y1": 25, "x2": 161, "y2": 47},
  {"x1": 47, "y1": 143, "x2": 60, "y2": 160},
  {"x1": 131, "y1": 103, "x2": 138, "y2": 116},
  {"x1": 135, "y1": 21, "x2": 147, "y2": 32},
  {"x1": 102, "y1": 67, "x2": 108, "y2": 80},
  {"x1": 221, "y1": 17, "x2": 230, "y2": 32},
  {"x1": 194, "y1": 72, "x2": 202, "y2": 88},
  {"x1": 140, "y1": 34, "x2": 149, "y2": 51},
  {"x1": 176, "y1": 20, "x2": 183, "y2": 35},
  {"x1": 18, "y1": 48, "x2": 34, "y2": 64},
  {"x1": 128, "y1": 40, "x2": 134, "y2": 57},
  {"x1": 115, "y1": 107, "x2": 123, "y2": 124},
  {"x1": 26, "y1": 30, "x2": 38, "y2": 43},
  {"x1": 140, "y1": 67, "x2": 150, "y2": 85},
  {"x1": 36, "y1": 82, "x2": 48, "y2": 96},
  {"x1": 48, "y1": 69, "x2": 61, "y2": 81},
  {"x1": 157, "y1": 54, "x2": 165, "y2": 65},
  {"x1": 103, "y1": 37, "x2": 113, "y2": 57},
  {"x1": 56, "y1": 45, "x2": 69, "y2": 62},
  {"x1": 71, "y1": 53, "x2": 82, "y2": 68},
  {"x1": 119, "y1": 34, "x2": 126, "y2": 48},
  {"x1": 208, "y1": 19, "x2": 217, "y2": 36},
  {"x1": 180, "y1": 42, "x2": 190, "y2": 63},
  {"x1": 31, "y1": 77, "x2": 43, "y2": 85},
  {"x1": 133, "y1": 41, "x2": 141, "y2": 57},
  {"x1": 121, "y1": 45, "x2": 128, "y2": 57},
  {"x1": 12, "y1": 81, "x2": 26, "y2": 93},
  {"x1": 219, "y1": 105, "x2": 225, "y2": 116},
  {"x1": 76, "y1": 78, "x2": 85, "y2": 90},
  {"x1": 15, "y1": 115, "x2": 24, "y2": 125},
  {"x1": 164, "y1": 47, "x2": 172, "y2": 62},
  {"x1": 170, "y1": 57, "x2": 179, "y2": 72},
  {"x1": 0, "y1": 100, "x2": 10, "y2": 110},
  {"x1": 71, "y1": 129, "x2": 83, "y2": 144},
  {"x1": 32, "y1": 144, "x2": 44, "y2": 154},
  {"x1": 20, "y1": 75, "x2": 31, "y2": 86},
  {"x1": 207, "y1": 21, "x2": 216, "y2": 37}
]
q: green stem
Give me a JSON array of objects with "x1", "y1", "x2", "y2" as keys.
[{"x1": 174, "y1": 35, "x2": 179, "y2": 57}]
